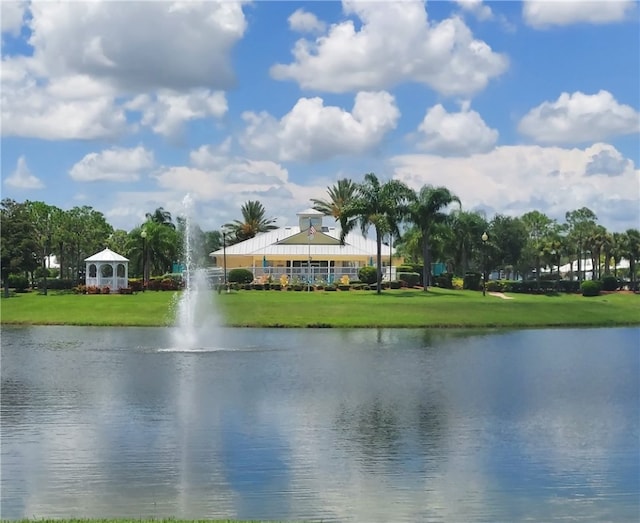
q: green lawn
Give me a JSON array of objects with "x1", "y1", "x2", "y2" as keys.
[{"x1": 1, "y1": 287, "x2": 638, "y2": 328}]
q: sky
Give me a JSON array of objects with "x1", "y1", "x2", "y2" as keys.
[{"x1": 1, "y1": 0, "x2": 639, "y2": 234}]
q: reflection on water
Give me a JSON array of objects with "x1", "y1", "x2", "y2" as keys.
[{"x1": 1, "y1": 326, "x2": 638, "y2": 522}]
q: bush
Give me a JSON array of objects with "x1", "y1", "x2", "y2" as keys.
[
  {"x1": 452, "y1": 277, "x2": 464, "y2": 290},
  {"x1": 73, "y1": 285, "x2": 86, "y2": 294},
  {"x1": 434, "y1": 272, "x2": 453, "y2": 289},
  {"x1": 228, "y1": 268, "x2": 254, "y2": 284},
  {"x1": 358, "y1": 266, "x2": 378, "y2": 284},
  {"x1": 601, "y1": 275, "x2": 619, "y2": 291},
  {"x1": 7, "y1": 274, "x2": 29, "y2": 292},
  {"x1": 389, "y1": 280, "x2": 402, "y2": 289},
  {"x1": 581, "y1": 280, "x2": 602, "y2": 297},
  {"x1": 397, "y1": 272, "x2": 420, "y2": 287},
  {"x1": 486, "y1": 280, "x2": 504, "y2": 292},
  {"x1": 325, "y1": 284, "x2": 337, "y2": 291},
  {"x1": 129, "y1": 279, "x2": 144, "y2": 292},
  {"x1": 251, "y1": 283, "x2": 264, "y2": 290},
  {"x1": 37, "y1": 278, "x2": 74, "y2": 290},
  {"x1": 463, "y1": 272, "x2": 482, "y2": 291},
  {"x1": 557, "y1": 280, "x2": 580, "y2": 293},
  {"x1": 102, "y1": 286, "x2": 111, "y2": 295}
]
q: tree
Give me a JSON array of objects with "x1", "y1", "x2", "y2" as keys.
[
  {"x1": 146, "y1": 207, "x2": 175, "y2": 229},
  {"x1": 406, "y1": 185, "x2": 460, "y2": 289},
  {"x1": 311, "y1": 178, "x2": 358, "y2": 221},
  {"x1": 447, "y1": 210, "x2": 488, "y2": 276},
  {"x1": 1, "y1": 199, "x2": 36, "y2": 297},
  {"x1": 488, "y1": 215, "x2": 527, "y2": 279},
  {"x1": 565, "y1": 207, "x2": 597, "y2": 282},
  {"x1": 340, "y1": 173, "x2": 413, "y2": 294},
  {"x1": 521, "y1": 210, "x2": 556, "y2": 287},
  {"x1": 622, "y1": 229, "x2": 640, "y2": 286},
  {"x1": 25, "y1": 201, "x2": 61, "y2": 295},
  {"x1": 223, "y1": 200, "x2": 277, "y2": 244}
]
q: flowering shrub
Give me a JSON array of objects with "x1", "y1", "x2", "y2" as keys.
[
  {"x1": 340, "y1": 274, "x2": 350, "y2": 285},
  {"x1": 452, "y1": 277, "x2": 464, "y2": 290},
  {"x1": 280, "y1": 274, "x2": 289, "y2": 287}
]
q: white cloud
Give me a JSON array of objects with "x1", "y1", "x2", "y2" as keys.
[
  {"x1": 523, "y1": 0, "x2": 635, "y2": 28},
  {"x1": 518, "y1": 90, "x2": 640, "y2": 144},
  {"x1": 288, "y1": 8, "x2": 327, "y2": 34},
  {"x1": 391, "y1": 143, "x2": 640, "y2": 231},
  {"x1": 126, "y1": 89, "x2": 228, "y2": 139},
  {"x1": 1, "y1": 1, "x2": 26, "y2": 36},
  {"x1": 241, "y1": 91, "x2": 400, "y2": 162},
  {"x1": 69, "y1": 146, "x2": 154, "y2": 183},
  {"x1": 454, "y1": 0, "x2": 493, "y2": 21},
  {"x1": 1, "y1": 59, "x2": 127, "y2": 140},
  {"x1": 4, "y1": 156, "x2": 45, "y2": 189},
  {"x1": 416, "y1": 102, "x2": 498, "y2": 156},
  {"x1": 271, "y1": 0, "x2": 508, "y2": 96},
  {"x1": 26, "y1": 1, "x2": 247, "y2": 93}
]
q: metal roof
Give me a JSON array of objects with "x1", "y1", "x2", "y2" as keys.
[
  {"x1": 211, "y1": 226, "x2": 393, "y2": 258},
  {"x1": 85, "y1": 248, "x2": 129, "y2": 262}
]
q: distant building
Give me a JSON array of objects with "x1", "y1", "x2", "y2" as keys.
[{"x1": 209, "y1": 209, "x2": 401, "y2": 283}]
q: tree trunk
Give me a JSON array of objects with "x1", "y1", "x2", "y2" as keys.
[
  {"x1": 422, "y1": 237, "x2": 430, "y2": 291},
  {"x1": 375, "y1": 229, "x2": 382, "y2": 295},
  {"x1": 3, "y1": 274, "x2": 9, "y2": 298},
  {"x1": 41, "y1": 250, "x2": 48, "y2": 296}
]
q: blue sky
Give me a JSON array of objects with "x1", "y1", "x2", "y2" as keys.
[{"x1": 1, "y1": 0, "x2": 639, "y2": 233}]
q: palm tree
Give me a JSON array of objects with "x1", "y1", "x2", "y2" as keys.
[
  {"x1": 611, "y1": 232, "x2": 625, "y2": 277},
  {"x1": 146, "y1": 207, "x2": 175, "y2": 229},
  {"x1": 340, "y1": 173, "x2": 413, "y2": 294},
  {"x1": 224, "y1": 200, "x2": 277, "y2": 244},
  {"x1": 311, "y1": 178, "x2": 358, "y2": 221},
  {"x1": 622, "y1": 229, "x2": 640, "y2": 287},
  {"x1": 406, "y1": 186, "x2": 460, "y2": 290},
  {"x1": 448, "y1": 210, "x2": 487, "y2": 276}
]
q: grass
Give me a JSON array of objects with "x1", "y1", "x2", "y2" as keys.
[{"x1": 1, "y1": 287, "x2": 638, "y2": 328}]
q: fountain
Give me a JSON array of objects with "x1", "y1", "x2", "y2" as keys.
[{"x1": 170, "y1": 194, "x2": 221, "y2": 351}]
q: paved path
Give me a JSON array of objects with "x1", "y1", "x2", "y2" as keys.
[{"x1": 488, "y1": 292, "x2": 514, "y2": 300}]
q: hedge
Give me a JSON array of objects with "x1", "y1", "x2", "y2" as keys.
[{"x1": 398, "y1": 272, "x2": 420, "y2": 287}]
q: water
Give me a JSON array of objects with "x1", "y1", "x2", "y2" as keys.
[
  {"x1": 171, "y1": 194, "x2": 220, "y2": 350},
  {"x1": 1, "y1": 326, "x2": 638, "y2": 522}
]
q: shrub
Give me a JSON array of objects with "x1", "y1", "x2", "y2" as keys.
[
  {"x1": 118, "y1": 287, "x2": 133, "y2": 295},
  {"x1": 128, "y1": 279, "x2": 143, "y2": 292},
  {"x1": 351, "y1": 283, "x2": 366, "y2": 290},
  {"x1": 389, "y1": 280, "x2": 402, "y2": 289},
  {"x1": 581, "y1": 280, "x2": 602, "y2": 297},
  {"x1": 325, "y1": 284, "x2": 337, "y2": 291},
  {"x1": 251, "y1": 283, "x2": 264, "y2": 290},
  {"x1": 358, "y1": 266, "x2": 378, "y2": 284},
  {"x1": 557, "y1": 280, "x2": 580, "y2": 293},
  {"x1": 7, "y1": 274, "x2": 29, "y2": 292},
  {"x1": 337, "y1": 284, "x2": 350, "y2": 291},
  {"x1": 242, "y1": 283, "x2": 252, "y2": 290},
  {"x1": 463, "y1": 272, "x2": 482, "y2": 291},
  {"x1": 434, "y1": 272, "x2": 453, "y2": 289},
  {"x1": 228, "y1": 268, "x2": 254, "y2": 284},
  {"x1": 102, "y1": 286, "x2": 111, "y2": 295},
  {"x1": 601, "y1": 275, "x2": 619, "y2": 291},
  {"x1": 452, "y1": 277, "x2": 464, "y2": 290},
  {"x1": 86, "y1": 286, "x2": 101, "y2": 294},
  {"x1": 271, "y1": 283, "x2": 282, "y2": 291},
  {"x1": 37, "y1": 278, "x2": 74, "y2": 291},
  {"x1": 398, "y1": 272, "x2": 420, "y2": 287},
  {"x1": 73, "y1": 285, "x2": 86, "y2": 294},
  {"x1": 486, "y1": 280, "x2": 504, "y2": 292}
]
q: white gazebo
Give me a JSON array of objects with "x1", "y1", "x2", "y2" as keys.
[{"x1": 84, "y1": 248, "x2": 129, "y2": 290}]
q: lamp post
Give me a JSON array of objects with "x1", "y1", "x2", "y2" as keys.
[
  {"x1": 222, "y1": 231, "x2": 228, "y2": 293},
  {"x1": 482, "y1": 231, "x2": 488, "y2": 296},
  {"x1": 141, "y1": 229, "x2": 147, "y2": 292}
]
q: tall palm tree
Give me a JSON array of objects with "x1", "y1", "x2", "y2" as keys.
[
  {"x1": 340, "y1": 173, "x2": 413, "y2": 294},
  {"x1": 622, "y1": 228, "x2": 640, "y2": 287},
  {"x1": 311, "y1": 178, "x2": 358, "y2": 221},
  {"x1": 146, "y1": 207, "x2": 175, "y2": 229},
  {"x1": 224, "y1": 200, "x2": 277, "y2": 244},
  {"x1": 449, "y1": 210, "x2": 487, "y2": 276},
  {"x1": 407, "y1": 186, "x2": 460, "y2": 290},
  {"x1": 611, "y1": 232, "x2": 625, "y2": 277}
]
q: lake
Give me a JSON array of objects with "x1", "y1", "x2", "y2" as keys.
[{"x1": 1, "y1": 326, "x2": 638, "y2": 522}]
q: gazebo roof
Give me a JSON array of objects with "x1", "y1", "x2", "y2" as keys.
[{"x1": 85, "y1": 248, "x2": 129, "y2": 262}]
